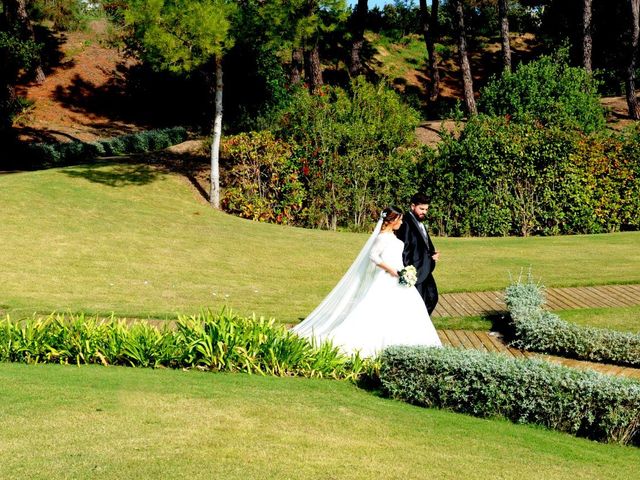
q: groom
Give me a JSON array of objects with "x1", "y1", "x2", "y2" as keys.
[{"x1": 396, "y1": 193, "x2": 440, "y2": 315}]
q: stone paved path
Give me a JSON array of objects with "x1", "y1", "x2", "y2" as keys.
[{"x1": 432, "y1": 284, "x2": 640, "y2": 318}]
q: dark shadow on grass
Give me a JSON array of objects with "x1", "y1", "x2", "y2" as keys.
[{"x1": 63, "y1": 162, "x2": 162, "y2": 187}]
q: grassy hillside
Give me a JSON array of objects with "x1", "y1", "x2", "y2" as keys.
[
  {"x1": 1, "y1": 363, "x2": 638, "y2": 479},
  {"x1": 1, "y1": 163, "x2": 639, "y2": 322}
]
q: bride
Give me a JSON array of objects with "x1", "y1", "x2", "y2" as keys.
[{"x1": 293, "y1": 207, "x2": 442, "y2": 357}]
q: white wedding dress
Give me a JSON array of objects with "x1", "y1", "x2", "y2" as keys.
[{"x1": 293, "y1": 225, "x2": 442, "y2": 357}]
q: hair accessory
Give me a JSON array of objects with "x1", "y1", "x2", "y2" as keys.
[{"x1": 381, "y1": 211, "x2": 388, "y2": 219}]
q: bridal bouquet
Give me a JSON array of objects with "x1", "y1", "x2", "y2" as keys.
[{"x1": 398, "y1": 265, "x2": 417, "y2": 288}]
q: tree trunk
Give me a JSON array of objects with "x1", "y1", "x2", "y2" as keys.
[
  {"x1": 419, "y1": 0, "x2": 441, "y2": 102},
  {"x1": 498, "y1": 0, "x2": 511, "y2": 72},
  {"x1": 627, "y1": 0, "x2": 640, "y2": 119},
  {"x1": 210, "y1": 56, "x2": 223, "y2": 209},
  {"x1": 582, "y1": 0, "x2": 593, "y2": 74},
  {"x1": 349, "y1": 0, "x2": 368, "y2": 77},
  {"x1": 453, "y1": 0, "x2": 476, "y2": 115},
  {"x1": 0, "y1": 83, "x2": 18, "y2": 131},
  {"x1": 5, "y1": 0, "x2": 45, "y2": 83},
  {"x1": 304, "y1": 43, "x2": 323, "y2": 93},
  {"x1": 290, "y1": 47, "x2": 303, "y2": 85}
]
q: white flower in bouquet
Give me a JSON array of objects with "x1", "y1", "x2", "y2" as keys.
[{"x1": 398, "y1": 265, "x2": 418, "y2": 288}]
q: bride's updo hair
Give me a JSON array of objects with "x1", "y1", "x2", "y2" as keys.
[{"x1": 381, "y1": 206, "x2": 403, "y2": 225}]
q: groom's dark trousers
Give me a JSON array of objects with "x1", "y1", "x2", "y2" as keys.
[{"x1": 396, "y1": 212, "x2": 439, "y2": 315}]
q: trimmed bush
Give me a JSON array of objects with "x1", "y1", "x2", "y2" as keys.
[
  {"x1": 380, "y1": 345, "x2": 640, "y2": 445},
  {"x1": 479, "y1": 48, "x2": 606, "y2": 134},
  {"x1": 0, "y1": 310, "x2": 365, "y2": 380},
  {"x1": 274, "y1": 77, "x2": 420, "y2": 231},
  {"x1": 505, "y1": 278, "x2": 640, "y2": 367},
  {"x1": 19, "y1": 127, "x2": 188, "y2": 168},
  {"x1": 220, "y1": 131, "x2": 305, "y2": 224},
  {"x1": 420, "y1": 117, "x2": 640, "y2": 236}
]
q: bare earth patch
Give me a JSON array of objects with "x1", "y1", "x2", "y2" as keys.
[{"x1": 14, "y1": 21, "x2": 144, "y2": 143}]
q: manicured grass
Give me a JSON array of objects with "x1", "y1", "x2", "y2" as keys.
[
  {"x1": 434, "y1": 306, "x2": 640, "y2": 334},
  {"x1": 432, "y1": 314, "x2": 497, "y2": 331},
  {"x1": 0, "y1": 363, "x2": 638, "y2": 479},
  {"x1": 1, "y1": 164, "x2": 639, "y2": 322},
  {"x1": 556, "y1": 305, "x2": 640, "y2": 334}
]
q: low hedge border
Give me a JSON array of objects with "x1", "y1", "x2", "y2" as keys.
[
  {"x1": 19, "y1": 126, "x2": 188, "y2": 168},
  {"x1": 0, "y1": 310, "x2": 368, "y2": 380},
  {"x1": 380, "y1": 345, "x2": 640, "y2": 445},
  {"x1": 504, "y1": 279, "x2": 640, "y2": 367}
]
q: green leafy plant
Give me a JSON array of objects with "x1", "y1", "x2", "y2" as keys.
[
  {"x1": 505, "y1": 276, "x2": 640, "y2": 367},
  {"x1": 0, "y1": 310, "x2": 370, "y2": 380},
  {"x1": 380, "y1": 345, "x2": 640, "y2": 446},
  {"x1": 17, "y1": 127, "x2": 188, "y2": 169},
  {"x1": 420, "y1": 116, "x2": 640, "y2": 236},
  {"x1": 479, "y1": 48, "x2": 606, "y2": 134},
  {"x1": 275, "y1": 77, "x2": 420, "y2": 230},
  {"x1": 220, "y1": 131, "x2": 305, "y2": 224}
]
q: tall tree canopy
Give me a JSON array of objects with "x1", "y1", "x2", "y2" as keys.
[{"x1": 126, "y1": 0, "x2": 237, "y2": 207}]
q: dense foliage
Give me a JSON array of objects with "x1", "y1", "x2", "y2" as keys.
[
  {"x1": 220, "y1": 131, "x2": 305, "y2": 224},
  {"x1": 380, "y1": 345, "x2": 640, "y2": 446},
  {"x1": 0, "y1": 310, "x2": 367, "y2": 379},
  {"x1": 479, "y1": 49, "x2": 606, "y2": 134},
  {"x1": 9, "y1": 127, "x2": 188, "y2": 168},
  {"x1": 504, "y1": 276, "x2": 640, "y2": 367},
  {"x1": 271, "y1": 78, "x2": 420, "y2": 230},
  {"x1": 420, "y1": 118, "x2": 640, "y2": 236},
  {"x1": 29, "y1": 0, "x2": 93, "y2": 31},
  {"x1": 0, "y1": 26, "x2": 41, "y2": 130}
]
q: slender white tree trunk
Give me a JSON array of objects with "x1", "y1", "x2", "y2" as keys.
[{"x1": 210, "y1": 56, "x2": 223, "y2": 208}]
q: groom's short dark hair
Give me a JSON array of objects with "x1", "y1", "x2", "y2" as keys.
[{"x1": 411, "y1": 193, "x2": 429, "y2": 206}]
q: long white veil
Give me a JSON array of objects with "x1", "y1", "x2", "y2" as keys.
[{"x1": 293, "y1": 218, "x2": 383, "y2": 341}]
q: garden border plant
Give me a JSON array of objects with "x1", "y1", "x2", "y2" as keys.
[
  {"x1": 15, "y1": 126, "x2": 188, "y2": 169},
  {"x1": 379, "y1": 345, "x2": 640, "y2": 446},
  {"x1": 504, "y1": 276, "x2": 640, "y2": 367},
  {"x1": 0, "y1": 309, "x2": 370, "y2": 380}
]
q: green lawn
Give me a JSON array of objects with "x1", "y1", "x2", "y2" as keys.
[
  {"x1": 434, "y1": 306, "x2": 640, "y2": 334},
  {"x1": 432, "y1": 314, "x2": 497, "y2": 331},
  {"x1": 0, "y1": 363, "x2": 638, "y2": 479},
  {"x1": 1, "y1": 164, "x2": 639, "y2": 323},
  {"x1": 556, "y1": 305, "x2": 640, "y2": 333}
]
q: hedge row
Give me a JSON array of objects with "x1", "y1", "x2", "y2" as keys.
[
  {"x1": 20, "y1": 126, "x2": 188, "y2": 168},
  {"x1": 420, "y1": 118, "x2": 640, "y2": 237},
  {"x1": 0, "y1": 310, "x2": 366, "y2": 380},
  {"x1": 504, "y1": 279, "x2": 640, "y2": 367},
  {"x1": 380, "y1": 345, "x2": 640, "y2": 445}
]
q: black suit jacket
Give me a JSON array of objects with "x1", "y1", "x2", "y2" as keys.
[{"x1": 395, "y1": 211, "x2": 437, "y2": 284}]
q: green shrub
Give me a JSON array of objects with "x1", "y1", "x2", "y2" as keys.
[
  {"x1": 380, "y1": 345, "x2": 640, "y2": 445},
  {"x1": 220, "y1": 131, "x2": 305, "y2": 224},
  {"x1": 0, "y1": 29, "x2": 42, "y2": 129},
  {"x1": 30, "y1": 0, "x2": 93, "y2": 31},
  {"x1": 505, "y1": 277, "x2": 640, "y2": 367},
  {"x1": 0, "y1": 310, "x2": 365, "y2": 380},
  {"x1": 479, "y1": 48, "x2": 606, "y2": 134},
  {"x1": 20, "y1": 127, "x2": 188, "y2": 168},
  {"x1": 275, "y1": 77, "x2": 420, "y2": 230},
  {"x1": 564, "y1": 130, "x2": 640, "y2": 233},
  {"x1": 421, "y1": 116, "x2": 640, "y2": 236}
]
